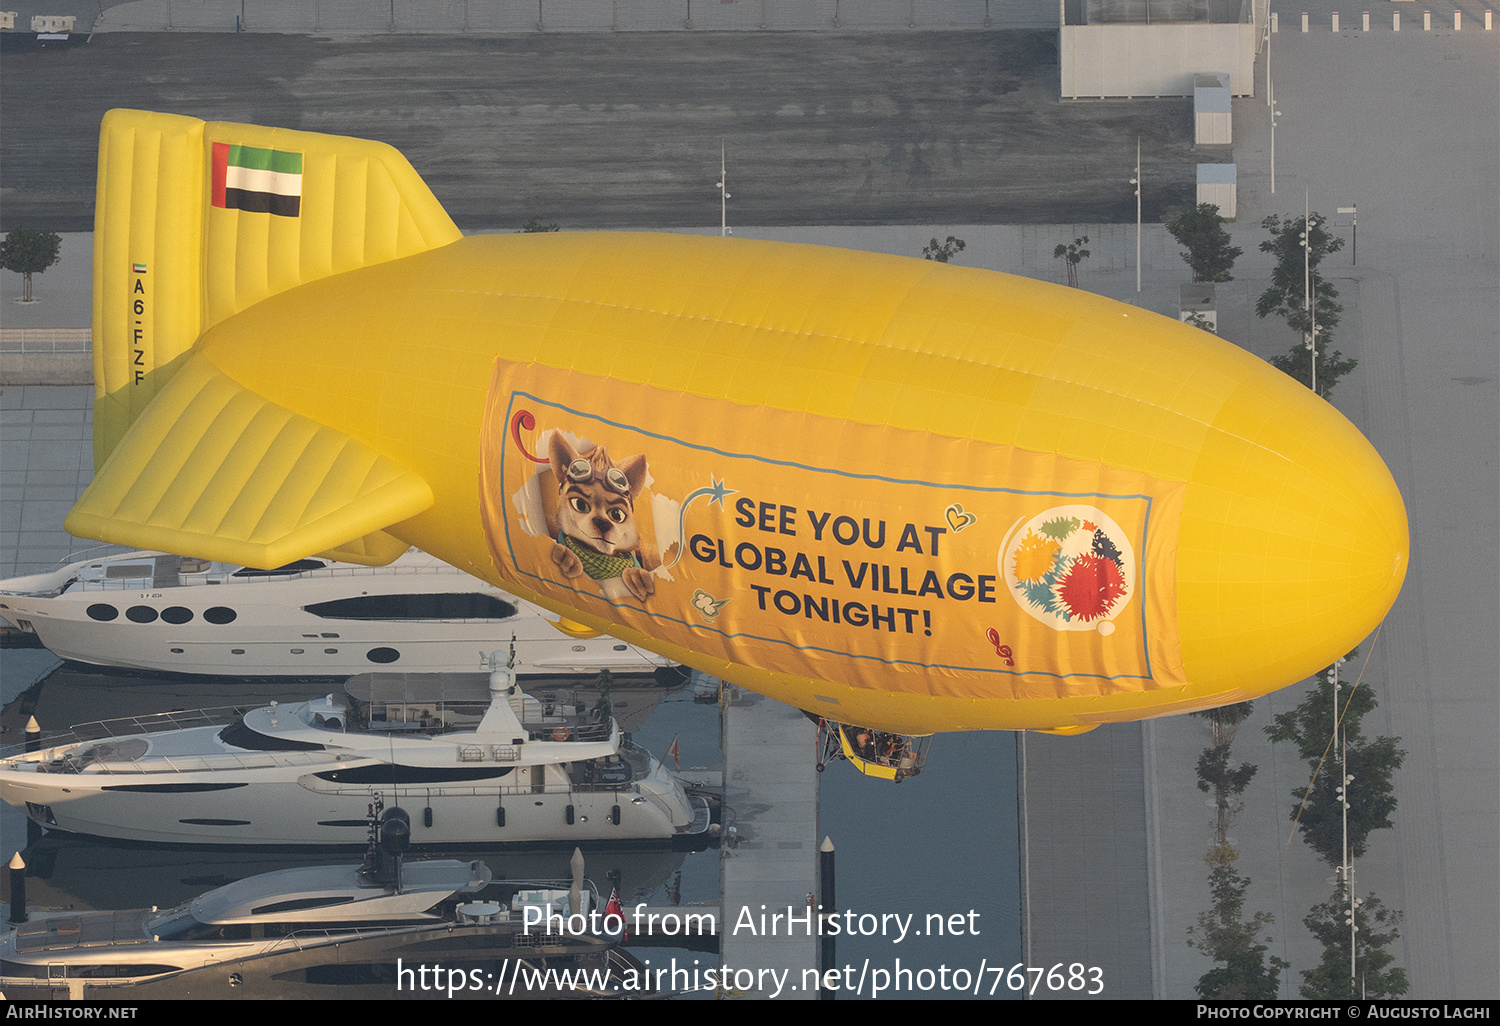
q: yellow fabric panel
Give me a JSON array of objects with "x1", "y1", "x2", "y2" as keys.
[
  {"x1": 65, "y1": 355, "x2": 434, "y2": 569},
  {"x1": 91, "y1": 111, "x2": 206, "y2": 467}
]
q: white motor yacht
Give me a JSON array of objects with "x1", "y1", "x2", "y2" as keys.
[
  {"x1": 0, "y1": 824, "x2": 645, "y2": 1000},
  {"x1": 0, "y1": 548, "x2": 670, "y2": 678},
  {"x1": 0, "y1": 658, "x2": 712, "y2": 848}
]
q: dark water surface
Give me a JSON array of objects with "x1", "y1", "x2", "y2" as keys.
[{"x1": 1, "y1": 657, "x2": 1021, "y2": 999}]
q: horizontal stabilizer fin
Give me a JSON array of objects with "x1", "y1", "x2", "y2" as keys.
[{"x1": 66, "y1": 356, "x2": 434, "y2": 569}]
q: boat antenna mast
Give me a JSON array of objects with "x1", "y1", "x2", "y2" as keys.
[
  {"x1": 358, "y1": 805, "x2": 412, "y2": 892},
  {"x1": 361, "y1": 793, "x2": 386, "y2": 866}
]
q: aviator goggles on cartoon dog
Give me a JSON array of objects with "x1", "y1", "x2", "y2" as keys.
[{"x1": 567, "y1": 458, "x2": 632, "y2": 496}]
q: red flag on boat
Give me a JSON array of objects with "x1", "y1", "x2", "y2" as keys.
[
  {"x1": 604, "y1": 888, "x2": 628, "y2": 941},
  {"x1": 667, "y1": 734, "x2": 680, "y2": 771}
]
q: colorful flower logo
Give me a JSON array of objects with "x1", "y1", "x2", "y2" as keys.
[{"x1": 999, "y1": 505, "x2": 1135, "y2": 634}]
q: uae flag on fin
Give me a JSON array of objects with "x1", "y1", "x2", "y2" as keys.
[{"x1": 211, "y1": 143, "x2": 302, "y2": 217}]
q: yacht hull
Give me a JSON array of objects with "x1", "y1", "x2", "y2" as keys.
[
  {"x1": 0, "y1": 550, "x2": 670, "y2": 678},
  {"x1": 0, "y1": 862, "x2": 643, "y2": 1001},
  {"x1": 4, "y1": 766, "x2": 703, "y2": 847},
  {"x1": 3, "y1": 931, "x2": 636, "y2": 1001}
]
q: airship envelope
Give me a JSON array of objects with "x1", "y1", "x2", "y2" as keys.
[{"x1": 68, "y1": 110, "x2": 1408, "y2": 736}]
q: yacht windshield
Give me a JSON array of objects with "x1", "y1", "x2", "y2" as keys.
[
  {"x1": 145, "y1": 903, "x2": 250, "y2": 941},
  {"x1": 144, "y1": 902, "x2": 195, "y2": 937},
  {"x1": 231, "y1": 559, "x2": 327, "y2": 577},
  {"x1": 299, "y1": 697, "x2": 349, "y2": 731}
]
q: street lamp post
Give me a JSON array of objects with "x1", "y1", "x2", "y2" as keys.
[
  {"x1": 717, "y1": 140, "x2": 731, "y2": 237},
  {"x1": 1271, "y1": 89, "x2": 1281, "y2": 195},
  {"x1": 1337, "y1": 203, "x2": 1358, "y2": 265},
  {"x1": 1339, "y1": 766, "x2": 1360, "y2": 989},
  {"x1": 1302, "y1": 192, "x2": 1318, "y2": 393},
  {"x1": 1348, "y1": 894, "x2": 1364, "y2": 992},
  {"x1": 1331, "y1": 656, "x2": 1359, "y2": 992},
  {"x1": 1130, "y1": 137, "x2": 1141, "y2": 293}
]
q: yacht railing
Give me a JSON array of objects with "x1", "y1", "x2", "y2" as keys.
[
  {"x1": 0, "y1": 708, "x2": 350, "y2": 775},
  {"x1": 12, "y1": 910, "x2": 150, "y2": 954},
  {"x1": 618, "y1": 739, "x2": 658, "y2": 775},
  {"x1": 48, "y1": 544, "x2": 132, "y2": 567},
  {"x1": 257, "y1": 921, "x2": 457, "y2": 955},
  {"x1": 521, "y1": 720, "x2": 613, "y2": 744},
  {"x1": 297, "y1": 776, "x2": 644, "y2": 799},
  {"x1": 252, "y1": 882, "x2": 607, "y2": 954},
  {"x1": 343, "y1": 708, "x2": 615, "y2": 744},
  {"x1": 298, "y1": 741, "x2": 667, "y2": 799},
  {"x1": 0, "y1": 708, "x2": 251, "y2": 756},
  {"x1": 45, "y1": 748, "x2": 343, "y2": 776},
  {"x1": 26, "y1": 745, "x2": 341, "y2": 777},
  {"x1": 58, "y1": 562, "x2": 467, "y2": 593}
]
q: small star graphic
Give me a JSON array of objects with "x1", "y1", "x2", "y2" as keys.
[{"x1": 704, "y1": 476, "x2": 735, "y2": 507}]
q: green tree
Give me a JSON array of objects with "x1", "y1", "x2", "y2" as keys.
[
  {"x1": 1053, "y1": 235, "x2": 1090, "y2": 288},
  {"x1": 1264, "y1": 655, "x2": 1405, "y2": 867},
  {"x1": 1166, "y1": 203, "x2": 1242, "y2": 282},
  {"x1": 1197, "y1": 743, "x2": 1256, "y2": 804},
  {"x1": 1269, "y1": 343, "x2": 1358, "y2": 399},
  {"x1": 0, "y1": 227, "x2": 62, "y2": 302},
  {"x1": 1188, "y1": 860, "x2": 1291, "y2": 999},
  {"x1": 1182, "y1": 311, "x2": 1217, "y2": 335},
  {"x1": 519, "y1": 217, "x2": 560, "y2": 233},
  {"x1": 1194, "y1": 701, "x2": 1256, "y2": 730},
  {"x1": 1197, "y1": 743, "x2": 1257, "y2": 844},
  {"x1": 1256, "y1": 214, "x2": 1353, "y2": 397},
  {"x1": 1299, "y1": 889, "x2": 1409, "y2": 998},
  {"x1": 922, "y1": 236, "x2": 966, "y2": 264},
  {"x1": 1194, "y1": 701, "x2": 1258, "y2": 844}
]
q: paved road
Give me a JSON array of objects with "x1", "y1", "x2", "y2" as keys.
[
  {"x1": 0, "y1": 30, "x2": 1198, "y2": 233},
  {"x1": 1159, "y1": 22, "x2": 1500, "y2": 1000}
]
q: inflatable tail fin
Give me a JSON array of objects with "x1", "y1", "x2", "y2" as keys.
[
  {"x1": 92, "y1": 109, "x2": 461, "y2": 467},
  {"x1": 66, "y1": 354, "x2": 435, "y2": 569}
]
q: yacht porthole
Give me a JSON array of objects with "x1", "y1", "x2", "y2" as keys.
[
  {"x1": 366, "y1": 647, "x2": 400, "y2": 664},
  {"x1": 170, "y1": 648, "x2": 184, "y2": 654},
  {"x1": 86, "y1": 603, "x2": 119, "y2": 622},
  {"x1": 126, "y1": 605, "x2": 158, "y2": 624},
  {"x1": 291, "y1": 648, "x2": 305, "y2": 654},
  {"x1": 324, "y1": 648, "x2": 339, "y2": 654},
  {"x1": 203, "y1": 606, "x2": 237, "y2": 625},
  {"x1": 161, "y1": 606, "x2": 193, "y2": 624},
  {"x1": 231, "y1": 648, "x2": 246, "y2": 655}
]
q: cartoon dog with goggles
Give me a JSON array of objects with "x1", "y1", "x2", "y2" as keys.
[{"x1": 546, "y1": 433, "x2": 659, "y2": 603}]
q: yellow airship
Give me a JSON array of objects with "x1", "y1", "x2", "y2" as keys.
[{"x1": 68, "y1": 110, "x2": 1408, "y2": 741}]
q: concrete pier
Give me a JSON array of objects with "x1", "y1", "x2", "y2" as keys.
[{"x1": 717, "y1": 685, "x2": 820, "y2": 998}]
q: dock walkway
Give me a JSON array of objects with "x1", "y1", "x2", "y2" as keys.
[{"x1": 717, "y1": 682, "x2": 821, "y2": 999}]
